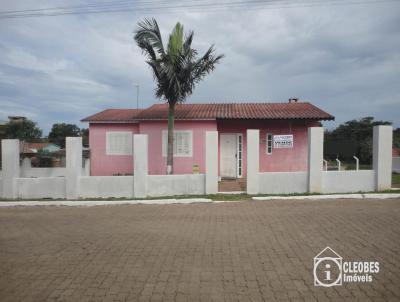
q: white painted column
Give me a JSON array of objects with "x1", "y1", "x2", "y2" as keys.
[
  {"x1": 246, "y1": 129, "x2": 259, "y2": 195},
  {"x1": 205, "y1": 131, "x2": 218, "y2": 195},
  {"x1": 66, "y1": 137, "x2": 82, "y2": 199},
  {"x1": 307, "y1": 127, "x2": 324, "y2": 193},
  {"x1": 1, "y1": 139, "x2": 20, "y2": 199},
  {"x1": 373, "y1": 125, "x2": 392, "y2": 190},
  {"x1": 134, "y1": 134, "x2": 148, "y2": 198}
]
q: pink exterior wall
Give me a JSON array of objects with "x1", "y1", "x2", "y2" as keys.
[
  {"x1": 89, "y1": 123, "x2": 139, "y2": 176},
  {"x1": 88, "y1": 119, "x2": 319, "y2": 176},
  {"x1": 139, "y1": 120, "x2": 217, "y2": 175},
  {"x1": 217, "y1": 120, "x2": 319, "y2": 176}
]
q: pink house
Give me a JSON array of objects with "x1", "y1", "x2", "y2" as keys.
[{"x1": 81, "y1": 100, "x2": 334, "y2": 178}]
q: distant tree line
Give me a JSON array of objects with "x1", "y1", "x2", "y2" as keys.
[
  {"x1": 325, "y1": 117, "x2": 400, "y2": 164},
  {"x1": 1, "y1": 118, "x2": 88, "y2": 148}
]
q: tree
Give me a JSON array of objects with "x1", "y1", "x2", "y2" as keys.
[
  {"x1": 325, "y1": 117, "x2": 391, "y2": 163},
  {"x1": 5, "y1": 118, "x2": 42, "y2": 140},
  {"x1": 394, "y1": 128, "x2": 400, "y2": 149},
  {"x1": 81, "y1": 128, "x2": 89, "y2": 147},
  {"x1": 134, "y1": 18, "x2": 223, "y2": 174},
  {"x1": 48, "y1": 123, "x2": 81, "y2": 149}
]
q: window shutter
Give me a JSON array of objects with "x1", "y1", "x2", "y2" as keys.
[{"x1": 106, "y1": 132, "x2": 132, "y2": 155}]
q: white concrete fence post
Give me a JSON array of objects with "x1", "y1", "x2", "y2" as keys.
[
  {"x1": 247, "y1": 129, "x2": 259, "y2": 195},
  {"x1": 66, "y1": 137, "x2": 82, "y2": 199},
  {"x1": 133, "y1": 134, "x2": 148, "y2": 198},
  {"x1": 1, "y1": 139, "x2": 20, "y2": 199},
  {"x1": 307, "y1": 127, "x2": 324, "y2": 193},
  {"x1": 205, "y1": 131, "x2": 218, "y2": 195},
  {"x1": 373, "y1": 125, "x2": 392, "y2": 191}
]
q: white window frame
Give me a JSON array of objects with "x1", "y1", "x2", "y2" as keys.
[
  {"x1": 266, "y1": 133, "x2": 273, "y2": 155},
  {"x1": 162, "y1": 130, "x2": 193, "y2": 157},
  {"x1": 106, "y1": 131, "x2": 132, "y2": 155},
  {"x1": 236, "y1": 134, "x2": 243, "y2": 178}
]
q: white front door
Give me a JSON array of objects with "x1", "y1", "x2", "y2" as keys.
[{"x1": 220, "y1": 134, "x2": 237, "y2": 178}]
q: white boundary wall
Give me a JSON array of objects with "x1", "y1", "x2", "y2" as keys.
[
  {"x1": 393, "y1": 157, "x2": 400, "y2": 173},
  {"x1": 247, "y1": 126, "x2": 393, "y2": 195},
  {"x1": 0, "y1": 132, "x2": 218, "y2": 199},
  {"x1": 258, "y1": 172, "x2": 307, "y2": 194},
  {"x1": 16, "y1": 177, "x2": 66, "y2": 199},
  {"x1": 322, "y1": 170, "x2": 375, "y2": 193},
  {"x1": 147, "y1": 174, "x2": 205, "y2": 197},
  {"x1": 0, "y1": 127, "x2": 394, "y2": 199},
  {"x1": 79, "y1": 176, "x2": 133, "y2": 198}
]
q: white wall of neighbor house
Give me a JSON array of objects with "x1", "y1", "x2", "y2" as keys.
[{"x1": 393, "y1": 157, "x2": 400, "y2": 173}]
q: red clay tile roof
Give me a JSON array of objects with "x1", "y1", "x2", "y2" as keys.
[
  {"x1": 81, "y1": 109, "x2": 143, "y2": 122},
  {"x1": 81, "y1": 102, "x2": 334, "y2": 122},
  {"x1": 137, "y1": 102, "x2": 334, "y2": 120}
]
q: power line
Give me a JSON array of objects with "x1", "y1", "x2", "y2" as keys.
[{"x1": 0, "y1": 0, "x2": 397, "y2": 19}]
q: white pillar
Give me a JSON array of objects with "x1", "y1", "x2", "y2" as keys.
[
  {"x1": 66, "y1": 137, "x2": 82, "y2": 199},
  {"x1": 134, "y1": 134, "x2": 148, "y2": 198},
  {"x1": 307, "y1": 127, "x2": 324, "y2": 193},
  {"x1": 247, "y1": 129, "x2": 259, "y2": 195},
  {"x1": 205, "y1": 131, "x2": 218, "y2": 195},
  {"x1": 1, "y1": 139, "x2": 20, "y2": 199},
  {"x1": 373, "y1": 125, "x2": 392, "y2": 191}
]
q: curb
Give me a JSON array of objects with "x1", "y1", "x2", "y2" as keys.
[
  {"x1": 0, "y1": 198, "x2": 213, "y2": 207},
  {"x1": 252, "y1": 193, "x2": 400, "y2": 201}
]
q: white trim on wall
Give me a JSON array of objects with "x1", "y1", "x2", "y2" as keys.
[
  {"x1": 162, "y1": 130, "x2": 193, "y2": 157},
  {"x1": 106, "y1": 131, "x2": 133, "y2": 155}
]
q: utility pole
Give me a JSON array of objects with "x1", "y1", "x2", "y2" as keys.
[{"x1": 134, "y1": 84, "x2": 140, "y2": 109}]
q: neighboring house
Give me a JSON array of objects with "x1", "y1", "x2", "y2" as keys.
[
  {"x1": 21, "y1": 142, "x2": 61, "y2": 154},
  {"x1": 81, "y1": 100, "x2": 334, "y2": 177}
]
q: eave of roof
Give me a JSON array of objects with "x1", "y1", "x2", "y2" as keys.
[{"x1": 81, "y1": 102, "x2": 335, "y2": 122}]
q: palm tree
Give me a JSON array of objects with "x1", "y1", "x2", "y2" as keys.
[{"x1": 134, "y1": 18, "x2": 223, "y2": 174}]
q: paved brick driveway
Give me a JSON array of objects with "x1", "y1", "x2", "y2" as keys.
[{"x1": 0, "y1": 198, "x2": 399, "y2": 302}]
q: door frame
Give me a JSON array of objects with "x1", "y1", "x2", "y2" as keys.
[{"x1": 220, "y1": 133, "x2": 243, "y2": 179}]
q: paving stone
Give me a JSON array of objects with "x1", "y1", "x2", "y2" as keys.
[{"x1": 0, "y1": 198, "x2": 399, "y2": 301}]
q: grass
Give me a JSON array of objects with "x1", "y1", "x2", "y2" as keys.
[
  {"x1": 393, "y1": 172, "x2": 400, "y2": 185},
  {"x1": 1, "y1": 189, "x2": 400, "y2": 203}
]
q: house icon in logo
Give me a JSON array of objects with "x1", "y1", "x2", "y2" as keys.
[{"x1": 314, "y1": 247, "x2": 343, "y2": 287}]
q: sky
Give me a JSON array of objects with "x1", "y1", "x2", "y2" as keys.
[{"x1": 0, "y1": 0, "x2": 399, "y2": 135}]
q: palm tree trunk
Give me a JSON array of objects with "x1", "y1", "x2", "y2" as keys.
[{"x1": 166, "y1": 102, "x2": 175, "y2": 175}]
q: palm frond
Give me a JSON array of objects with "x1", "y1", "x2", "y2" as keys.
[
  {"x1": 134, "y1": 18, "x2": 165, "y2": 56},
  {"x1": 135, "y1": 19, "x2": 223, "y2": 104}
]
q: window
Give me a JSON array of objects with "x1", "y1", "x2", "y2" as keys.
[
  {"x1": 266, "y1": 133, "x2": 273, "y2": 154},
  {"x1": 237, "y1": 134, "x2": 243, "y2": 177},
  {"x1": 162, "y1": 130, "x2": 193, "y2": 157},
  {"x1": 106, "y1": 131, "x2": 132, "y2": 155}
]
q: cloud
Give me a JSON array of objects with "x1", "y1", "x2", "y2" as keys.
[{"x1": 0, "y1": 0, "x2": 399, "y2": 134}]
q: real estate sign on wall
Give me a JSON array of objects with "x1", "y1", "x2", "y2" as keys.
[{"x1": 273, "y1": 135, "x2": 293, "y2": 148}]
